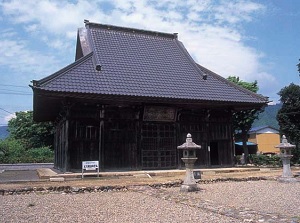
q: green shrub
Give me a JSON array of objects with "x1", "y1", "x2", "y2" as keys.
[
  {"x1": 0, "y1": 138, "x2": 25, "y2": 163},
  {"x1": 0, "y1": 138, "x2": 54, "y2": 163},
  {"x1": 24, "y1": 147, "x2": 54, "y2": 163},
  {"x1": 249, "y1": 154, "x2": 281, "y2": 167}
]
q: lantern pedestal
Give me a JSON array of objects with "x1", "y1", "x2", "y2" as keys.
[
  {"x1": 280, "y1": 155, "x2": 293, "y2": 178},
  {"x1": 180, "y1": 157, "x2": 199, "y2": 192},
  {"x1": 278, "y1": 155, "x2": 298, "y2": 183}
]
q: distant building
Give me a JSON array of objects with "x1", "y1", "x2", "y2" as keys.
[
  {"x1": 31, "y1": 21, "x2": 268, "y2": 172},
  {"x1": 248, "y1": 126, "x2": 280, "y2": 154},
  {"x1": 234, "y1": 141, "x2": 257, "y2": 156}
]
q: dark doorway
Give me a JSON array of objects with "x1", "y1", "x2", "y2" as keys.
[
  {"x1": 103, "y1": 120, "x2": 137, "y2": 169},
  {"x1": 210, "y1": 141, "x2": 219, "y2": 165},
  {"x1": 69, "y1": 120, "x2": 100, "y2": 170}
]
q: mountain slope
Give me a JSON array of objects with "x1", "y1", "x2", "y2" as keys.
[
  {"x1": 0, "y1": 126, "x2": 9, "y2": 139},
  {"x1": 252, "y1": 104, "x2": 282, "y2": 129}
]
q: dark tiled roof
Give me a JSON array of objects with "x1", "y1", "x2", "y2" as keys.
[{"x1": 33, "y1": 22, "x2": 267, "y2": 104}]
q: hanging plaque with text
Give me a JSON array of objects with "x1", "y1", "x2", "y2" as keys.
[{"x1": 143, "y1": 106, "x2": 176, "y2": 121}]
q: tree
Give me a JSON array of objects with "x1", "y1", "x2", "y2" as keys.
[
  {"x1": 227, "y1": 76, "x2": 259, "y2": 93},
  {"x1": 227, "y1": 76, "x2": 262, "y2": 164},
  {"x1": 277, "y1": 83, "x2": 300, "y2": 163},
  {"x1": 297, "y1": 59, "x2": 300, "y2": 76},
  {"x1": 8, "y1": 111, "x2": 54, "y2": 150}
]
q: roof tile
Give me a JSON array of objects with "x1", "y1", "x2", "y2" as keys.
[{"x1": 34, "y1": 22, "x2": 267, "y2": 104}]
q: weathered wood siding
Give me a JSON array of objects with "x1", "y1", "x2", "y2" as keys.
[
  {"x1": 54, "y1": 118, "x2": 69, "y2": 171},
  {"x1": 53, "y1": 104, "x2": 234, "y2": 171}
]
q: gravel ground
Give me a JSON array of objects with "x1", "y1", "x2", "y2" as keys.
[
  {"x1": 1, "y1": 191, "x2": 239, "y2": 223},
  {"x1": 164, "y1": 181, "x2": 300, "y2": 222},
  {"x1": 198, "y1": 181, "x2": 300, "y2": 217},
  {"x1": 1, "y1": 180, "x2": 300, "y2": 223}
]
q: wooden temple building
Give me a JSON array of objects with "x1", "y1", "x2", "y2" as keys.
[{"x1": 31, "y1": 21, "x2": 268, "y2": 172}]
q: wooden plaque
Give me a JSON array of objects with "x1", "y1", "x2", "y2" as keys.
[{"x1": 143, "y1": 106, "x2": 176, "y2": 121}]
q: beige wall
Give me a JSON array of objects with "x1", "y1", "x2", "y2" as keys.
[{"x1": 249, "y1": 133, "x2": 280, "y2": 154}]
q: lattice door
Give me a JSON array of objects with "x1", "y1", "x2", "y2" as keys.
[{"x1": 141, "y1": 123, "x2": 177, "y2": 169}]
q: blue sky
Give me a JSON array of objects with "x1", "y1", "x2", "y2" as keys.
[{"x1": 0, "y1": 0, "x2": 299, "y2": 125}]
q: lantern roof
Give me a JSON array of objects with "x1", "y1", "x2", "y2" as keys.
[
  {"x1": 177, "y1": 133, "x2": 201, "y2": 150},
  {"x1": 275, "y1": 135, "x2": 296, "y2": 149}
]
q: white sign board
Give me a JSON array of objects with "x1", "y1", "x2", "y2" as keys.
[{"x1": 82, "y1": 161, "x2": 99, "y2": 178}]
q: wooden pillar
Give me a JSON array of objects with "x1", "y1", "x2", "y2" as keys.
[
  {"x1": 61, "y1": 121, "x2": 66, "y2": 172},
  {"x1": 229, "y1": 109, "x2": 235, "y2": 166},
  {"x1": 176, "y1": 111, "x2": 182, "y2": 169},
  {"x1": 53, "y1": 127, "x2": 58, "y2": 169},
  {"x1": 99, "y1": 106, "x2": 105, "y2": 170},
  {"x1": 64, "y1": 119, "x2": 69, "y2": 172},
  {"x1": 60, "y1": 122, "x2": 64, "y2": 171},
  {"x1": 137, "y1": 106, "x2": 143, "y2": 169},
  {"x1": 206, "y1": 109, "x2": 211, "y2": 167}
]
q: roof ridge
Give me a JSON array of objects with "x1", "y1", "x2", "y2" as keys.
[
  {"x1": 84, "y1": 20, "x2": 177, "y2": 39},
  {"x1": 32, "y1": 52, "x2": 93, "y2": 87},
  {"x1": 174, "y1": 40, "x2": 206, "y2": 79},
  {"x1": 196, "y1": 64, "x2": 268, "y2": 103},
  {"x1": 85, "y1": 24, "x2": 102, "y2": 71}
]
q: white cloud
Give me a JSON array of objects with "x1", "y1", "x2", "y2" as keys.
[
  {"x1": 252, "y1": 71, "x2": 281, "y2": 102},
  {"x1": 1, "y1": 0, "x2": 106, "y2": 37},
  {"x1": 4, "y1": 113, "x2": 16, "y2": 123},
  {"x1": 214, "y1": 0, "x2": 265, "y2": 24},
  {"x1": 1, "y1": 28, "x2": 17, "y2": 38},
  {"x1": 0, "y1": 0, "x2": 275, "y2": 97},
  {"x1": 0, "y1": 37, "x2": 60, "y2": 79}
]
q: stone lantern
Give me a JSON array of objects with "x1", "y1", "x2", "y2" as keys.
[
  {"x1": 177, "y1": 133, "x2": 201, "y2": 192},
  {"x1": 275, "y1": 135, "x2": 298, "y2": 182}
]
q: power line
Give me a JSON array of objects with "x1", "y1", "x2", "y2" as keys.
[
  {"x1": 0, "y1": 89, "x2": 31, "y2": 94},
  {"x1": 0, "y1": 84, "x2": 28, "y2": 88},
  {"x1": 0, "y1": 108, "x2": 14, "y2": 115},
  {"x1": 0, "y1": 84, "x2": 32, "y2": 95}
]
